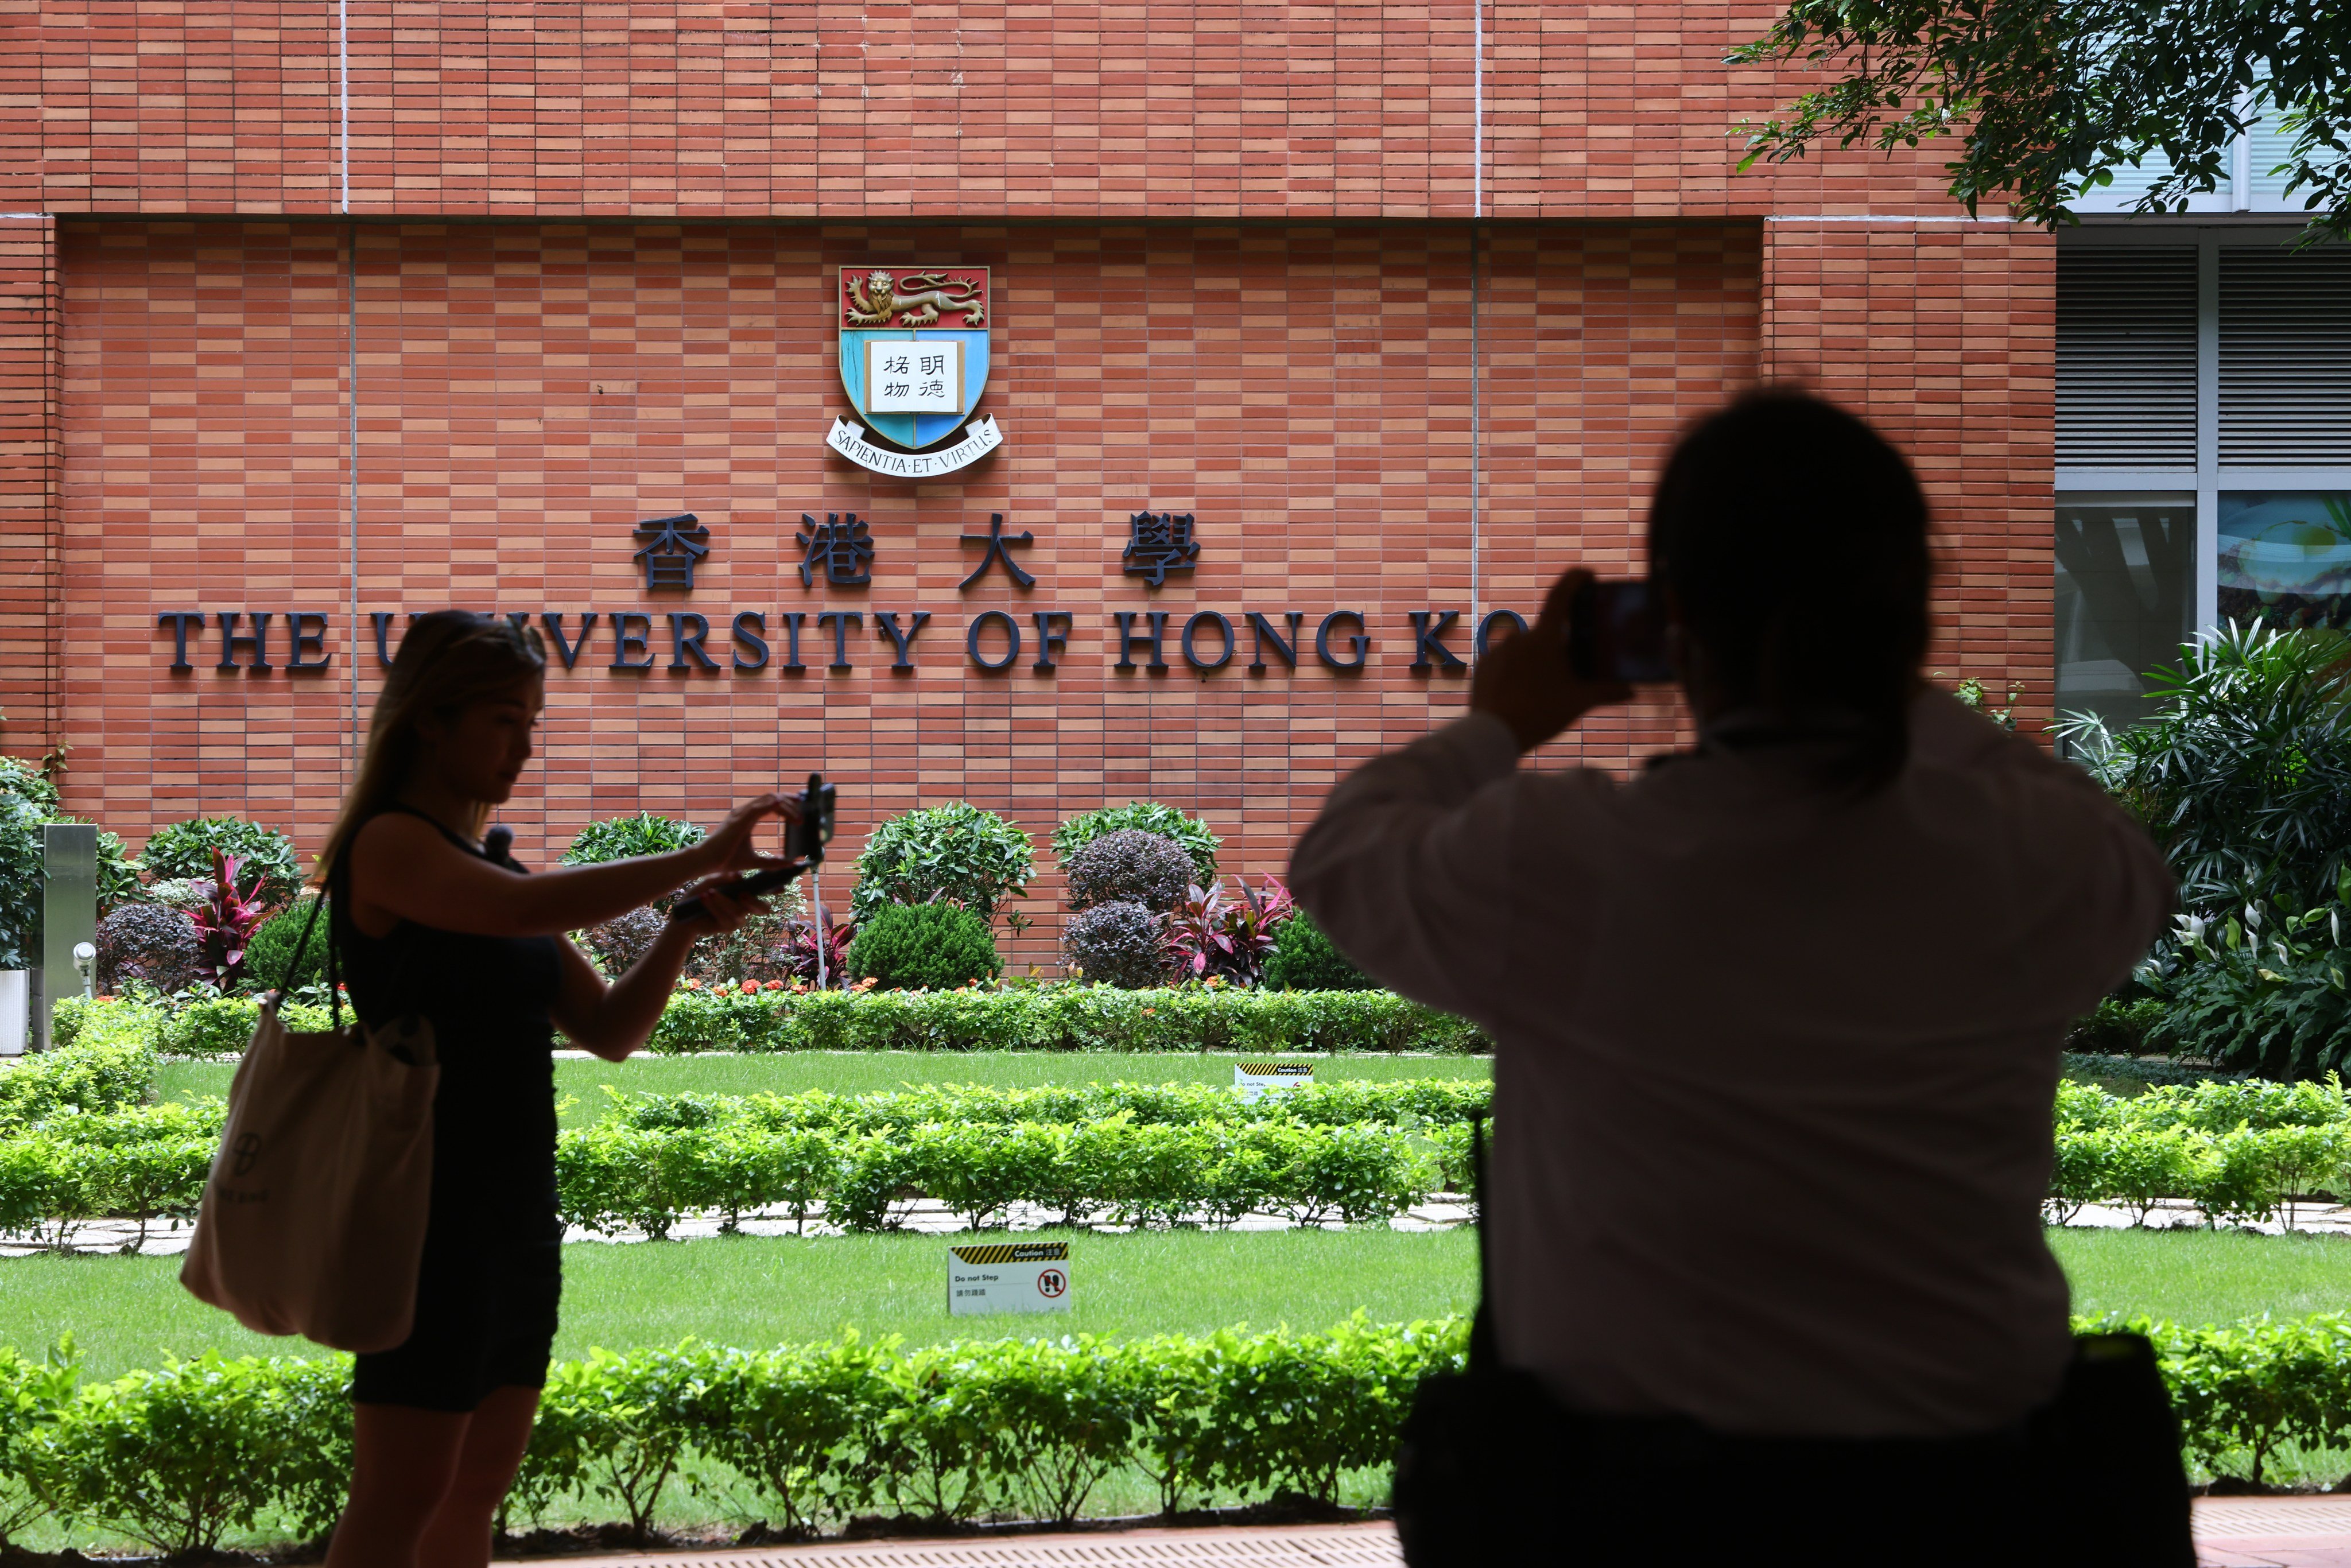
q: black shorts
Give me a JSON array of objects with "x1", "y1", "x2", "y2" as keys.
[{"x1": 352, "y1": 1221, "x2": 562, "y2": 1414}]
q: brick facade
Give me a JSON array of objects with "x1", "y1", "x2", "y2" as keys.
[{"x1": 3, "y1": 3, "x2": 2054, "y2": 967}]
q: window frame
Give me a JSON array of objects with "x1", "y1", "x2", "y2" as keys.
[{"x1": 2057, "y1": 225, "x2": 2351, "y2": 637}]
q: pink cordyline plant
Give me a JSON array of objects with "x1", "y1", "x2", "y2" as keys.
[
  {"x1": 779, "y1": 906, "x2": 858, "y2": 988},
  {"x1": 1164, "y1": 874, "x2": 1296, "y2": 987},
  {"x1": 186, "y1": 847, "x2": 270, "y2": 986}
]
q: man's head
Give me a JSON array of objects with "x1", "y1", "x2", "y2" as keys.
[{"x1": 1648, "y1": 390, "x2": 1931, "y2": 783}]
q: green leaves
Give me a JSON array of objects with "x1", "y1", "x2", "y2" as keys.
[
  {"x1": 550, "y1": 1091, "x2": 1455, "y2": 1238},
  {"x1": 847, "y1": 902, "x2": 1003, "y2": 990},
  {"x1": 2061, "y1": 623, "x2": 2351, "y2": 917},
  {"x1": 560, "y1": 812, "x2": 707, "y2": 866},
  {"x1": 139, "y1": 816, "x2": 302, "y2": 913},
  {"x1": 2051, "y1": 1074, "x2": 2351, "y2": 1225},
  {"x1": 1733, "y1": 0, "x2": 2351, "y2": 242},
  {"x1": 850, "y1": 803, "x2": 1035, "y2": 923}
]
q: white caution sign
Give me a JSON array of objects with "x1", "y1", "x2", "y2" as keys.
[
  {"x1": 948, "y1": 1240, "x2": 1072, "y2": 1317},
  {"x1": 1235, "y1": 1059, "x2": 1314, "y2": 1104}
]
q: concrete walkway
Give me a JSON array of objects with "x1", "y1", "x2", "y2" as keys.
[{"x1": 488, "y1": 1502, "x2": 2351, "y2": 1567}]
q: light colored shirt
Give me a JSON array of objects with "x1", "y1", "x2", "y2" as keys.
[{"x1": 1290, "y1": 692, "x2": 2174, "y2": 1438}]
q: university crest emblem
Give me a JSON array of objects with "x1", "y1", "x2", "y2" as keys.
[{"x1": 825, "y1": 266, "x2": 1004, "y2": 478}]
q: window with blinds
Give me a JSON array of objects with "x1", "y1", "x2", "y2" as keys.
[
  {"x1": 2218, "y1": 247, "x2": 2351, "y2": 465},
  {"x1": 2056, "y1": 249, "x2": 2199, "y2": 467}
]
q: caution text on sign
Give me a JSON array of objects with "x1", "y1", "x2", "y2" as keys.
[
  {"x1": 948, "y1": 1240, "x2": 1072, "y2": 1317},
  {"x1": 1234, "y1": 1059, "x2": 1314, "y2": 1104}
]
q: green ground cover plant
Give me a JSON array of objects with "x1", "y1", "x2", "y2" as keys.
[{"x1": 13, "y1": 1291, "x2": 2351, "y2": 1551}]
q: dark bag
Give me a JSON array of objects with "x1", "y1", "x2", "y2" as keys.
[{"x1": 1391, "y1": 1118, "x2": 2195, "y2": 1567}]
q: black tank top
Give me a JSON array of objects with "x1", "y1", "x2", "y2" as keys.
[{"x1": 332, "y1": 807, "x2": 564, "y2": 1231}]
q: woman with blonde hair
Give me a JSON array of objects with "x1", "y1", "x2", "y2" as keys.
[{"x1": 315, "y1": 611, "x2": 798, "y2": 1567}]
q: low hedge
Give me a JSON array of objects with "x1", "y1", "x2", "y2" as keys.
[
  {"x1": 2049, "y1": 1076, "x2": 2351, "y2": 1227},
  {"x1": 3, "y1": 1080, "x2": 1475, "y2": 1246},
  {"x1": 46, "y1": 987, "x2": 1486, "y2": 1059},
  {"x1": 9, "y1": 1310, "x2": 2351, "y2": 1551},
  {"x1": 0, "y1": 1318, "x2": 1461, "y2": 1551},
  {"x1": 554, "y1": 1115, "x2": 1448, "y2": 1237}
]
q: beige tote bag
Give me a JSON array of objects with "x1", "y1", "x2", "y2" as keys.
[{"x1": 180, "y1": 898, "x2": 439, "y2": 1353}]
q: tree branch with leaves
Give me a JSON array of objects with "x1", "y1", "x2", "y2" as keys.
[{"x1": 1732, "y1": 1, "x2": 2351, "y2": 240}]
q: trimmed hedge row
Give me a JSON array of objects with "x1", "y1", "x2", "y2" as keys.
[
  {"x1": 2050, "y1": 1077, "x2": 2351, "y2": 1226},
  {"x1": 0, "y1": 1318, "x2": 1461, "y2": 1553},
  {"x1": 556, "y1": 1116, "x2": 1457, "y2": 1238},
  {"x1": 3, "y1": 1075, "x2": 1476, "y2": 1245},
  {"x1": 11, "y1": 1311, "x2": 2351, "y2": 1553},
  {"x1": 49, "y1": 987, "x2": 1487, "y2": 1059}
]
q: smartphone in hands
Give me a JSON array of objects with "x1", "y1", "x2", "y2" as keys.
[
  {"x1": 1567, "y1": 580, "x2": 1674, "y2": 684},
  {"x1": 670, "y1": 774, "x2": 839, "y2": 922}
]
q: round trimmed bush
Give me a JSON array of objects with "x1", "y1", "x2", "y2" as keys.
[
  {"x1": 141, "y1": 817, "x2": 302, "y2": 911},
  {"x1": 849, "y1": 803, "x2": 1034, "y2": 923},
  {"x1": 240, "y1": 898, "x2": 329, "y2": 994},
  {"x1": 847, "y1": 901, "x2": 1002, "y2": 990},
  {"x1": 1062, "y1": 899, "x2": 1167, "y2": 988},
  {"x1": 584, "y1": 907, "x2": 668, "y2": 976},
  {"x1": 96, "y1": 902, "x2": 201, "y2": 995},
  {"x1": 1054, "y1": 802, "x2": 1219, "y2": 884},
  {"x1": 1262, "y1": 906, "x2": 1372, "y2": 991},
  {"x1": 1065, "y1": 828, "x2": 1193, "y2": 914}
]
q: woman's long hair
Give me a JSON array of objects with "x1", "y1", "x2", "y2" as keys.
[
  {"x1": 1647, "y1": 389, "x2": 1931, "y2": 793},
  {"x1": 313, "y1": 612, "x2": 548, "y2": 887}
]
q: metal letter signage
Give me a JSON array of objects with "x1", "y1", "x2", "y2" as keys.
[{"x1": 828, "y1": 267, "x2": 1003, "y2": 478}]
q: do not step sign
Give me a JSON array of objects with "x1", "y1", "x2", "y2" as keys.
[{"x1": 948, "y1": 1241, "x2": 1072, "y2": 1317}]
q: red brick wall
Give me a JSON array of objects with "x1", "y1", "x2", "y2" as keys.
[
  {"x1": 60, "y1": 216, "x2": 1759, "y2": 962},
  {"x1": 0, "y1": 216, "x2": 60, "y2": 768},
  {"x1": 7, "y1": 1, "x2": 1977, "y2": 222},
  {"x1": 1760, "y1": 219, "x2": 2058, "y2": 725}
]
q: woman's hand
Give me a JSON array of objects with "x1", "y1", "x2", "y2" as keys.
[
  {"x1": 665, "y1": 873, "x2": 773, "y2": 940},
  {"x1": 1471, "y1": 568, "x2": 1633, "y2": 754},
  {"x1": 693, "y1": 793, "x2": 802, "y2": 878}
]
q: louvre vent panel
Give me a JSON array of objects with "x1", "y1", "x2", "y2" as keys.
[
  {"x1": 2219, "y1": 247, "x2": 2351, "y2": 464},
  {"x1": 2057, "y1": 249, "x2": 2199, "y2": 467}
]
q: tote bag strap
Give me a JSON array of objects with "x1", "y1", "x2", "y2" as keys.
[{"x1": 271, "y1": 886, "x2": 346, "y2": 1033}]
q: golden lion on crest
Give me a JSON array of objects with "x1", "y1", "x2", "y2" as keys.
[{"x1": 845, "y1": 270, "x2": 987, "y2": 329}]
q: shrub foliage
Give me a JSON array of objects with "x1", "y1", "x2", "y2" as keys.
[
  {"x1": 560, "y1": 812, "x2": 707, "y2": 866},
  {"x1": 1064, "y1": 829, "x2": 1193, "y2": 914},
  {"x1": 1062, "y1": 900, "x2": 1166, "y2": 988},
  {"x1": 95, "y1": 903, "x2": 201, "y2": 996},
  {"x1": 850, "y1": 803, "x2": 1034, "y2": 923},
  {"x1": 139, "y1": 818, "x2": 302, "y2": 913},
  {"x1": 1264, "y1": 907, "x2": 1374, "y2": 991},
  {"x1": 845, "y1": 902, "x2": 1002, "y2": 991}
]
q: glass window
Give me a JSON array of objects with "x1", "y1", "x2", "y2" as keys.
[
  {"x1": 2218, "y1": 491, "x2": 2351, "y2": 631},
  {"x1": 2055, "y1": 498, "x2": 2197, "y2": 732}
]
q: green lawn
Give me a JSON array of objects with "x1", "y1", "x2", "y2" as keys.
[
  {"x1": 6, "y1": 1227, "x2": 1480, "y2": 1381},
  {"x1": 18, "y1": 1224, "x2": 2351, "y2": 1384},
  {"x1": 2049, "y1": 1225, "x2": 2351, "y2": 1325},
  {"x1": 157, "y1": 1050, "x2": 1495, "y2": 1129}
]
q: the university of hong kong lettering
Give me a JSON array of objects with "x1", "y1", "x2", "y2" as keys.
[
  {"x1": 827, "y1": 266, "x2": 1003, "y2": 478},
  {"x1": 158, "y1": 492, "x2": 1479, "y2": 678}
]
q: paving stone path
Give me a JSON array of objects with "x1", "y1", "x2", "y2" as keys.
[{"x1": 486, "y1": 1504, "x2": 2351, "y2": 1567}]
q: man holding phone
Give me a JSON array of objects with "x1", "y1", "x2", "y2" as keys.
[{"x1": 1290, "y1": 392, "x2": 2182, "y2": 1564}]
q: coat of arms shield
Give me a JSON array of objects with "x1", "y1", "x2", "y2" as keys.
[{"x1": 826, "y1": 266, "x2": 1003, "y2": 478}]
